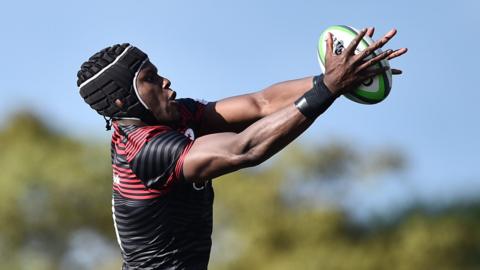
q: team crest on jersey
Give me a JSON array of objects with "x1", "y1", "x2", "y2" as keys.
[{"x1": 184, "y1": 128, "x2": 195, "y2": 140}]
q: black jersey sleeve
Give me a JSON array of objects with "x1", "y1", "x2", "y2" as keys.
[
  {"x1": 177, "y1": 98, "x2": 207, "y2": 132},
  {"x1": 130, "y1": 130, "x2": 192, "y2": 189}
]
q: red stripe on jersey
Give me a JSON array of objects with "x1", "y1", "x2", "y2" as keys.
[
  {"x1": 115, "y1": 147, "x2": 127, "y2": 155},
  {"x1": 117, "y1": 178, "x2": 142, "y2": 184},
  {"x1": 111, "y1": 121, "x2": 198, "y2": 200},
  {"x1": 115, "y1": 182, "x2": 147, "y2": 189},
  {"x1": 124, "y1": 126, "x2": 170, "y2": 162},
  {"x1": 112, "y1": 166, "x2": 133, "y2": 174},
  {"x1": 125, "y1": 129, "x2": 148, "y2": 161},
  {"x1": 113, "y1": 172, "x2": 134, "y2": 180},
  {"x1": 173, "y1": 140, "x2": 194, "y2": 182},
  {"x1": 115, "y1": 173, "x2": 136, "y2": 181},
  {"x1": 113, "y1": 169, "x2": 137, "y2": 179},
  {"x1": 113, "y1": 184, "x2": 171, "y2": 197}
]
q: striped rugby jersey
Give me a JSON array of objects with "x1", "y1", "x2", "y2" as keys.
[{"x1": 111, "y1": 98, "x2": 214, "y2": 270}]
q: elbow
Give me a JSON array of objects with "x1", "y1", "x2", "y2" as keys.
[
  {"x1": 235, "y1": 148, "x2": 265, "y2": 168},
  {"x1": 253, "y1": 92, "x2": 271, "y2": 118},
  {"x1": 229, "y1": 132, "x2": 269, "y2": 169}
]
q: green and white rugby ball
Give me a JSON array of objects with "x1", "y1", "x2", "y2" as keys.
[{"x1": 318, "y1": 25, "x2": 392, "y2": 104}]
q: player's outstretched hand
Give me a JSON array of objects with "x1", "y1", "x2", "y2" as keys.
[
  {"x1": 322, "y1": 27, "x2": 407, "y2": 95},
  {"x1": 366, "y1": 27, "x2": 407, "y2": 75}
]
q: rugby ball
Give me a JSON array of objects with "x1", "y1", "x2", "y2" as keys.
[{"x1": 317, "y1": 25, "x2": 392, "y2": 104}]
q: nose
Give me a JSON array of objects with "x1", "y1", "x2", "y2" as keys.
[{"x1": 163, "y1": 78, "x2": 171, "y2": 89}]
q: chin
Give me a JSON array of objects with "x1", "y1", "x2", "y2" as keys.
[{"x1": 154, "y1": 111, "x2": 181, "y2": 125}]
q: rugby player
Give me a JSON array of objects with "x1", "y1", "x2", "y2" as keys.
[{"x1": 76, "y1": 28, "x2": 406, "y2": 269}]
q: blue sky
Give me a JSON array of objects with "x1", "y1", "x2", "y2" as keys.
[{"x1": 1, "y1": 0, "x2": 479, "y2": 218}]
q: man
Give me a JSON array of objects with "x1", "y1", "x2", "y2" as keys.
[{"x1": 76, "y1": 27, "x2": 406, "y2": 269}]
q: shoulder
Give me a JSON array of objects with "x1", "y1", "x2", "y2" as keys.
[
  {"x1": 124, "y1": 125, "x2": 193, "y2": 189},
  {"x1": 118, "y1": 124, "x2": 174, "y2": 162},
  {"x1": 176, "y1": 98, "x2": 210, "y2": 132},
  {"x1": 177, "y1": 98, "x2": 208, "y2": 115},
  {"x1": 132, "y1": 130, "x2": 192, "y2": 186}
]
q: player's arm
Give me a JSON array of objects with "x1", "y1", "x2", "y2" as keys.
[
  {"x1": 199, "y1": 28, "x2": 406, "y2": 135},
  {"x1": 199, "y1": 77, "x2": 314, "y2": 134},
  {"x1": 184, "y1": 74, "x2": 352, "y2": 182},
  {"x1": 184, "y1": 102, "x2": 314, "y2": 182},
  {"x1": 184, "y1": 28, "x2": 407, "y2": 182}
]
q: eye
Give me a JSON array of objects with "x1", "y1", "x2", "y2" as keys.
[{"x1": 145, "y1": 75, "x2": 156, "y2": 83}]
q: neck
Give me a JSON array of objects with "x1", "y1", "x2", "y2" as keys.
[{"x1": 114, "y1": 118, "x2": 146, "y2": 126}]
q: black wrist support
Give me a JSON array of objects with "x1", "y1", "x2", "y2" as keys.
[{"x1": 294, "y1": 74, "x2": 337, "y2": 119}]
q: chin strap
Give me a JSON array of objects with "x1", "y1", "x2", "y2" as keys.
[{"x1": 103, "y1": 116, "x2": 112, "y2": 131}]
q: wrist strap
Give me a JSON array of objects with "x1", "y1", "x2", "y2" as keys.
[{"x1": 294, "y1": 74, "x2": 336, "y2": 119}]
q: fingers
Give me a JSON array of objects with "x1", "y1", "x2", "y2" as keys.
[
  {"x1": 344, "y1": 28, "x2": 367, "y2": 55},
  {"x1": 325, "y1": 32, "x2": 334, "y2": 62},
  {"x1": 355, "y1": 28, "x2": 397, "y2": 62},
  {"x1": 387, "y1": 47, "x2": 408, "y2": 60},
  {"x1": 366, "y1": 27, "x2": 375, "y2": 38},
  {"x1": 357, "y1": 48, "x2": 405, "y2": 75},
  {"x1": 356, "y1": 49, "x2": 394, "y2": 71},
  {"x1": 392, "y1": 69, "x2": 402, "y2": 75},
  {"x1": 358, "y1": 66, "x2": 389, "y2": 82}
]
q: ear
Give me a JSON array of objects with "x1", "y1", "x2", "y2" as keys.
[{"x1": 114, "y1": 99, "x2": 124, "y2": 109}]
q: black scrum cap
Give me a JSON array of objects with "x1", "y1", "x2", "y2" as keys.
[{"x1": 77, "y1": 44, "x2": 156, "y2": 128}]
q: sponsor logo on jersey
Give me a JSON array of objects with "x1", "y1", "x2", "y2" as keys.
[{"x1": 113, "y1": 173, "x2": 120, "y2": 184}]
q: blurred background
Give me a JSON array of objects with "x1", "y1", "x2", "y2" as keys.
[{"x1": 1, "y1": 0, "x2": 479, "y2": 269}]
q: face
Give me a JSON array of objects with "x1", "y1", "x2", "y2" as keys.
[{"x1": 135, "y1": 61, "x2": 180, "y2": 123}]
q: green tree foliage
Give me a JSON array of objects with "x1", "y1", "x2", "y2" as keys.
[
  {"x1": 0, "y1": 112, "x2": 119, "y2": 269},
  {"x1": 210, "y1": 145, "x2": 480, "y2": 270},
  {"x1": 1, "y1": 112, "x2": 479, "y2": 270}
]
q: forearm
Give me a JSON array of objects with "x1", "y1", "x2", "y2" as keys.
[
  {"x1": 240, "y1": 74, "x2": 337, "y2": 164},
  {"x1": 184, "y1": 78, "x2": 337, "y2": 182},
  {"x1": 185, "y1": 105, "x2": 314, "y2": 182},
  {"x1": 254, "y1": 76, "x2": 314, "y2": 117},
  {"x1": 199, "y1": 76, "x2": 316, "y2": 134},
  {"x1": 237, "y1": 104, "x2": 313, "y2": 166}
]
